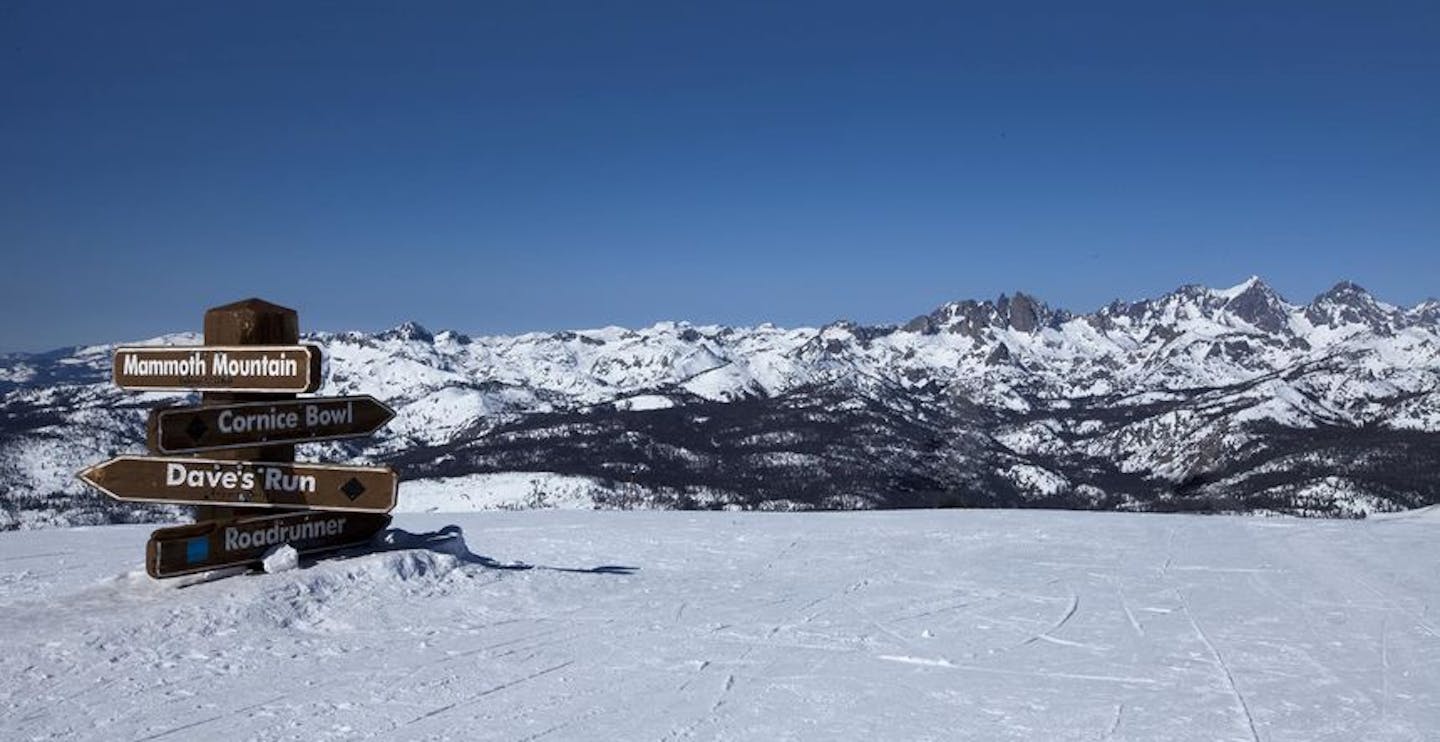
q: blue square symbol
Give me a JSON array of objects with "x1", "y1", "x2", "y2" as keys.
[{"x1": 185, "y1": 538, "x2": 209, "y2": 564}]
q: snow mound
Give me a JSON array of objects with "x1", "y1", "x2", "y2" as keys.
[{"x1": 262, "y1": 544, "x2": 299, "y2": 574}]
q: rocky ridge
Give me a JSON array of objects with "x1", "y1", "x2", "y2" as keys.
[{"x1": 4, "y1": 277, "x2": 1438, "y2": 528}]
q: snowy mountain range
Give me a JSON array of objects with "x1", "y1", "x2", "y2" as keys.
[{"x1": 4, "y1": 277, "x2": 1439, "y2": 528}]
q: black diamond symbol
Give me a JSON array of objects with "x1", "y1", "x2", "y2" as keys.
[
  {"x1": 340, "y1": 478, "x2": 366, "y2": 501},
  {"x1": 185, "y1": 417, "x2": 209, "y2": 442}
]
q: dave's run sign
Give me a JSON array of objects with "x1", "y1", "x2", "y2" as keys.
[
  {"x1": 146, "y1": 510, "x2": 393, "y2": 578},
  {"x1": 79, "y1": 456, "x2": 398, "y2": 513},
  {"x1": 113, "y1": 345, "x2": 323, "y2": 392},
  {"x1": 148, "y1": 395, "x2": 396, "y2": 454}
]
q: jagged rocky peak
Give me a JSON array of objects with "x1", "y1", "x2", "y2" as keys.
[
  {"x1": 1100, "y1": 284, "x2": 1209, "y2": 326},
  {"x1": 1318, "y1": 281, "x2": 1371, "y2": 303},
  {"x1": 903, "y1": 301, "x2": 982, "y2": 336},
  {"x1": 1221, "y1": 276, "x2": 1292, "y2": 333},
  {"x1": 1306, "y1": 281, "x2": 1396, "y2": 330},
  {"x1": 904, "y1": 291, "x2": 1061, "y2": 336},
  {"x1": 1091, "y1": 297, "x2": 1150, "y2": 328},
  {"x1": 1167, "y1": 280, "x2": 1239, "y2": 313},
  {"x1": 1411, "y1": 299, "x2": 1440, "y2": 325},
  {"x1": 984, "y1": 341, "x2": 1014, "y2": 366},
  {"x1": 378, "y1": 321, "x2": 434, "y2": 343},
  {"x1": 821, "y1": 319, "x2": 895, "y2": 346},
  {"x1": 1094, "y1": 277, "x2": 1291, "y2": 331},
  {"x1": 434, "y1": 329, "x2": 472, "y2": 345},
  {"x1": 996, "y1": 292, "x2": 1063, "y2": 332}
]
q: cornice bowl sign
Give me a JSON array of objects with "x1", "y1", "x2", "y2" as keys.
[
  {"x1": 78, "y1": 299, "x2": 399, "y2": 579},
  {"x1": 148, "y1": 395, "x2": 396, "y2": 454}
]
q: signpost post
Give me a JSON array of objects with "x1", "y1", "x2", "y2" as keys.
[
  {"x1": 199, "y1": 299, "x2": 306, "y2": 524},
  {"x1": 76, "y1": 298, "x2": 399, "y2": 579}
]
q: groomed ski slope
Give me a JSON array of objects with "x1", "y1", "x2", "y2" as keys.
[{"x1": 3, "y1": 509, "x2": 1439, "y2": 741}]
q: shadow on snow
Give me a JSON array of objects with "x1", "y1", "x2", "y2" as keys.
[{"x1": 371, "y1": 524, "x2": 639, "y2": 576}]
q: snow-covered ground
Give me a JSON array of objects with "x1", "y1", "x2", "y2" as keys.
[{"x1": 2, "y1": 508, "x2": 1439, "y2": 741}]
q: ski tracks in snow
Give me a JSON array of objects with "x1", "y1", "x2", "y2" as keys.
[
  {"x1": 401, "y1": 660, "x2": 576, "y2": 728},
  {"x1": 132, "y1": 694, "x2": 289, "y2": 741},
  {"x1": 1020, "y1": 586, "x2": 1099, "y2": 651},
  {"x1": 1117, "y1": 583, "x2": 1146, "y2": 638},
  {"x1": 8, "y1": 510, "x2": 1440, "y2": 740},
  {"x1": 1174, "y1": 589, "x2": 1261, "y2": 742}
]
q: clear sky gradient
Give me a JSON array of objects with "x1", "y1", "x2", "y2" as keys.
[{"x1": 3, "y1": 1, "x2": 1437, "y2": 351}]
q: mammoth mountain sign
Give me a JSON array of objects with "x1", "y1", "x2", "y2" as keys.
[{"x1": 113, "y1": 345, "x2": 322, "y2": 392}]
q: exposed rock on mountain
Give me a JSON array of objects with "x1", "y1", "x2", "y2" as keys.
[{"x1": 4, "y1": 278, "x2": 1439, "y2": 528}]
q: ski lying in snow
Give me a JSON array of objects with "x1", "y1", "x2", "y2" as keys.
[{"x1": 146, "y1": 510, "x2": 392, "y2": 579}]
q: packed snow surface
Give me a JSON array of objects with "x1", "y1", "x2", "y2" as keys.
[{"x1": 3, "y1": 509, "x2": 1439, "y2": 741}]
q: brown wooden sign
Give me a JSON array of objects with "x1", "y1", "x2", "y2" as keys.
[
  {"x1": 147, "y1": 395, "x2": 396, "y2": 454},
  {"x1": 78, "y1": 456, "x2": 398, "y2": 513},
  {"x1": 113, "y1": 345, "x2": 323, "y2": 393},
  {"x1": 146, "y1": 510, "x2": 392, "y2": 578},
  {"x1": 79, "y1": 298, "x2": 406, "y2": 579}
]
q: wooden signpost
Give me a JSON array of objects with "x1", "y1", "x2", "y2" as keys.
[{"x1": 76, "y1": 299, "x2": 399, "y2": 579}]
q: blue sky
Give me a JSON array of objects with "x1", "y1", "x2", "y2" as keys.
[{"x1": 2, "y1": 1, "x2": 1437, "y2": 351}]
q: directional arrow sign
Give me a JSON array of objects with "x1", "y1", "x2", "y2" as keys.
[
  {"x1": 113, "y1": 345, "x2": 323, "y2": 392},
  {"x1": 146, "y1": 510, "x2": 392, "y2": 578},
  {"x1": 148, "y1": 395, "x2": 396, "y2": 454},
  {"x1": 78, "y1": 456, "x2": 397, "y2": 513}
]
